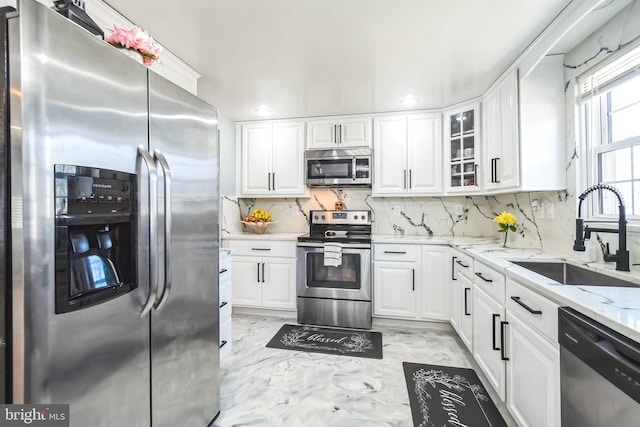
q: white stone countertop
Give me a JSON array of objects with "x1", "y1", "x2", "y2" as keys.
[
  {"x1": 221, "y1": 232, "x2": 304, "y2": 241},
  {"x1": 222, "y1": 232, "x2": 640, "y2": 343}
]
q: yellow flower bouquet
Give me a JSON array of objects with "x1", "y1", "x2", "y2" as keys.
[{"x1": 493, "y1": 211, "x2": 516, "y2": 247}]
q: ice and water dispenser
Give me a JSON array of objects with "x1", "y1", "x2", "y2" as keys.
[{"x1": 54, "y1": 165, "x2": 137, "y2": 313}]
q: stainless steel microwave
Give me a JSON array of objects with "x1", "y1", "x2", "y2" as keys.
[{"x1": 306, "y1": 148, "x2": 372, "y2": 186}]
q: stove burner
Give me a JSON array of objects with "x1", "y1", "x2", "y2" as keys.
[{"x1": 298, "y1": 210, "x2": 372, "y2": 245}]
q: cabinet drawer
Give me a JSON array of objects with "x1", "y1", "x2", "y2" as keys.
[
  {"x1": 223, "y1": 239, "x2": 296, "y2": 258},
  {"x1": 506, "y1": 278, "x2": 559, "y2": 344},
  {"x1": 219, "y1": 283, "x2": 232, "y2": 321},
  {"x1": 219, "y1": 256, "x2": 232, "y2": 282},
  {"x1": 453, "y1": 251, "x2": 474, "y2": 279},
  {"x1": 220, "y1": 318, "x2": 232, "y2": 355},
  {"x1": 374, "y1": 244, "x2": 418, "y2": 261},
  {"x1": 473, "y1": 262, "x2": 505, "y2": 303}
]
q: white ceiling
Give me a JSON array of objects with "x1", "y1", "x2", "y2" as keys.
[{"x1": 103, "y1": 0, "x2": 623, "y2": 121}]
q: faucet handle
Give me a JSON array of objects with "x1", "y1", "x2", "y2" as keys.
[{"x1": 596, "y1": 234, "x2": 609, "y2": 256}]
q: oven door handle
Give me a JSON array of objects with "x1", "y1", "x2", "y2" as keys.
[{"x1": 297, "y1": 242, "x2": 371, "y2": 250}]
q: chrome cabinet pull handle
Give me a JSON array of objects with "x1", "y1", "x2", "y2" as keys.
[
  {"x1": 153, "y1": 149, "x2": 172, "y2": 311},
  {"x1": 412, "y1": 269, "x2": 415, "y2": 291},
  {"x1": 251, "y1": 248, "x2": 271, "y2": 251},
  {"x1": 262, "y1": 262, "x2": 265, "y2": 283},
  {"x1": 510, "y1": 296, "x2": 542, "y2": 315},
  {"x1": 257, "y1": 263, "x2": 260, "y2": 282},
  {"x1": 451, "y1": 257, "x2": 457, "y2": 280},
  {"x1": 137, "y1": 146, "x2": 158, "y2": 318},
  {"x1": 219, "y1": 268, "x2": 228, "y2": 274},
  {"x1": 384, "y1": 250, "x2": 407, "y2": 254},
  {"x1": 220, "y1": 301, "x2": 228, "y2": 308},
  {"x1": 220, "y1": 340, "x2": 228, "y2": 348}
]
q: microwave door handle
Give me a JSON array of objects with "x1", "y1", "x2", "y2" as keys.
[
  {"x1": 153, "y1": 149, "x2": 172, "y2": 310},
  {"x1": 137, "y1": 145, "x2": 158, "y2": 318}
]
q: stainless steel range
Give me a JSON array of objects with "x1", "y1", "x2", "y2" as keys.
[{"x1": 297, "y1": 210, "x2": 372, "y2": 329}]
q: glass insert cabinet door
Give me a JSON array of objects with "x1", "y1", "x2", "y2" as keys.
[{"x1": 446, "y1": 105, "x2": 480, "y2": 192}]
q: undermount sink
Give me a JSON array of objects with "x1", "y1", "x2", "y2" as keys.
[{"x1": 510, "y1": 261, "x2": 639, "y2": 288}]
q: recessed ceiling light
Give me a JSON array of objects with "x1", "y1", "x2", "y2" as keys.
[
  {"x1": 400, "y1": 97, "x2": 419, "y2": 107},
  {"x1": 254, "y1": 106, "x2": 273, "y2": 116}
]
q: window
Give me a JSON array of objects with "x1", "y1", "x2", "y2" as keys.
[{"x1": 580, "y1": 44, "x2": 640, "y2": 218}]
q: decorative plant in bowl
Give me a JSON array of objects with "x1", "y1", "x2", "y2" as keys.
[
  {"x1": 243, "y1": 208, "x2": 276, "y2": 234},
  {"x1": 106, "y1": 24, "x2": 162, "y2": 66}
]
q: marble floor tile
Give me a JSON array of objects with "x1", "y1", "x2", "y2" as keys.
[{"x1": 213, "y1": 314, "x2": 517, "y2": 427}]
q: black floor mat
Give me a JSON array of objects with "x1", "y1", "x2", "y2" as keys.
[{"x1": 266, "y1": 324, "x2": 383, "y2": 359}]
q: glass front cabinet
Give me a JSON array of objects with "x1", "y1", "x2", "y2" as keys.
[{"x1": 444, "y1": 103, "x2": 481, "y2": 193}]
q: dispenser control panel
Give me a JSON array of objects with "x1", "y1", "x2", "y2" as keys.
[{"x1": 54, "y1": 164, "x2": 135, "y2": 217}]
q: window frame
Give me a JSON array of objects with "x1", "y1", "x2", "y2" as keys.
[{"x1": 579, "y1": 43, "x2": 640, "y2": 224}]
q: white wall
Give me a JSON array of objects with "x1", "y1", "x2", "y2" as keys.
[
  {"x1": 218, "y1": 112, "x2": 236, "y2": 196},
  {"x1": 223, "y1": 3, "x2": 640, "y2": 264}
]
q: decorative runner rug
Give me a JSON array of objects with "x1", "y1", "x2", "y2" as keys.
[
  {"x1": 403, "y1": 362, "x2": 507, "y2": 427},
  {"x1": 266, "y1": 324, "x2": 383, "y2": 359}
]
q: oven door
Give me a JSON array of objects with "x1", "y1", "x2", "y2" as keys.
[{"x1": 296, "y1": 243, "x2": 371, "y2": 300}]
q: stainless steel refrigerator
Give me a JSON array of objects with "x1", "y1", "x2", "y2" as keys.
[{"x1": 1, "y1": 1, "x2": 220, "y2": 425}]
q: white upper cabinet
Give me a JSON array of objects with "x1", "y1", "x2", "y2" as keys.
[
  {"x1": 373, "y1": 112, "x2": 441, "y2": 196},
  {"x1": 239, "y1": 121, "x2": 306, "y2": 197},
  {"x1": 519, "y1": 55, "x2": 565, "y2": 192},
  {"x1": 482, "y1": 56, "x2": 565, "y2": 193},
  {"x1": 306, "y1": 115, "x2": 372, "y2": 149},
  {"x1": 483, "y1": 69, "x2": 519, "y2": 191},
  {"x1": 444, "y1": 103, "x2": 481, "y2": 194}
]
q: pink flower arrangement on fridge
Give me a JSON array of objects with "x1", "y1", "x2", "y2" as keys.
[{"x1": 106, "y1": 24, "x2": 162, "y2": 66}]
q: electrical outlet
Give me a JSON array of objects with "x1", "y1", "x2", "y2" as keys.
[
  {"x1": 544, "y1": 203, "x2": 555, "y2": 220},
  {"x1": 393, "y1": 205, "x2": 401, "y2": 216},
  {"x1": 455, "y1": 204, "x2": 464, "y2": 217}
]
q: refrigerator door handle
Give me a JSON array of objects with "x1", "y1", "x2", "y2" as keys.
[
  {"x1": 137, "y1": 145, "x2": 159, "y2": 318},
  {"x1": 153, "y1": 149, "x2": 172, "y2": 310}
]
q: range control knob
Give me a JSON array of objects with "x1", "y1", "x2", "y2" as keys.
[
  {"x1": 314, "y1": 215, "x2": 318, "y2": 220},
  {"x1": 361, "y1": 215, "x2": 365, "y2": 220},
  {"x1": 354, "y1": 215, "x2": 358, "y2": 220},
  {"x1": 321, "y1": 215, "x2": 325, "y2": 220}
]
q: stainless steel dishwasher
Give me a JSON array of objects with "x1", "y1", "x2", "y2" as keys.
[{"x1": 559, "y1": 307, "x2": 640, "y2": 426}]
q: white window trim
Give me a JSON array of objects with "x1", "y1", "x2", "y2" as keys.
[{"x1": 578, "y1": 41, "x2": 640, "y2": 228}]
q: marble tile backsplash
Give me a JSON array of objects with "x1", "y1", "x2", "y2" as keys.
[{"x1": 219, "y1": 188, "x2": 609, "y2": 257}]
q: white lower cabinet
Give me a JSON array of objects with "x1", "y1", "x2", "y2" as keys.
[
  {"x1": 373, "y1": 244, "x2": 450, "y2": 321},
  {"x1": 450, "y1": 251, "x2": 474, "y2": 351},
  {"x1": 456, "y1": 273, "x2": 473, "y2": 351},
  {"x1": 505, "y1": 277, "x2": 560, "y2": 427},
  {"x1": 505, "y1": 312, "x2": 560, "y2": 427},
  {"x1": 473, "y1": 285, "x2": 507, "y2": 401},
  {"x1": 459, "y1": 257, "x2": 561, "y2": 426},
  {"x1": 373, "y1": 260, "x2": 417, "y2": 317},
  {"x1": 222, "y1": 239, "x2": 297, "y2": 311},
  {"x1": 232, "y1": 256, "x2": 296, "y2": 309},
  {"x1": 219, "y1": 251, "x2": 233, "y2": 359},
  {"x1": 419, "y1": 246, "x2": 450, "y2": 321}
]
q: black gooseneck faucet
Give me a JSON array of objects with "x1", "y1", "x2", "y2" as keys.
[{"x1": 573, "y1": 184, "x2": 630, "y2": 271}]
